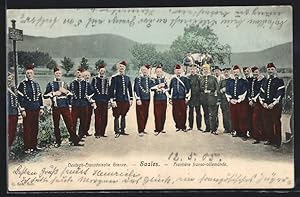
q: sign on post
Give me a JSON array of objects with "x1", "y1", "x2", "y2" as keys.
[{"x1": 9, "y1": 27, "x2": 23, "y2": 41}]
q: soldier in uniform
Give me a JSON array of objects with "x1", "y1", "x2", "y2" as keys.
[
  {"x1": 212, "y1": 65, "x2": 222, "y2": 129},
  {"x1": 187, "y1": 64, "x2": 202, "y2": 131},
  {"x1": 199, "y1": 63, "x2": 219, "y2": 135},
  {"x1": 8, "y1": 71, "x2": 19, "y2": 147},
  {"x1": 243, "y1": 66, "x2": 253, "y2": 138},
  {"x1": 110, "y1": 61, "x2": 133, "y2": 138},
  {"x1": 213, "y1": 65, "x2": 222, "y2": 83},
  {"x1": 83, "y1": 70, "x2": 93, "y2": 137},
  {"x1": 225, "y1": 65, "x2": 249, "y2": 140},
  {"x1": 218, "y1": 67, "x2": 232, "y2": 133},
  {"x1": 43, "y1": 67, "x2": 83, "y2": 147},
  {"x1": 17, "y1": 64, "x2": 44, "y2": 153},
  {"x1": 285, "y1": 78, "x2": 294, "y2": 143},
  {"x1": 91, "y1": 63, "x2": 110, "y2": 138},
  {"x1": 69, "y1": 67, "x2": 94, "y2": 139},
  {"x1": 259, "y1": 63, "x2": 285, "y2": 148},
  {"x1": 150, "y1": 64, "x2": 168, "y2": 135},
  {"x1": 168, "y1": 64, "x2": 191, "y2": 132},
  {"x1": 134, "y1": 64, "x2": 153, "y2": 137},
  {"x1": 243, "y1": 66, "x2": 253, "y2": 81},
  {"x1": 247, "y1": 66, "x2": 266, "y2": 144}
]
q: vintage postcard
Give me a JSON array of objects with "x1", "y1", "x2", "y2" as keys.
[{"x1": 6, "y1": 6, "x2": 294, "y2": 191}]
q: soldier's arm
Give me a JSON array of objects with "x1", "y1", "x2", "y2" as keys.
[
  {"x1": 109, "y1": 76, "x2": 116, "y2": 103},
  {"x1": 17, "y1": 82, "x2": 26, "y2": 112},
  {"x1": 213, "y1": 77, "x2": 219, "y2": 96},
  {"x1": 258, "y1": 80, "x2": 267, "y2": 106},
  {"x1": 225, "y1": 80, "x2": 232, "y2": 102},
  {"x1": 185, "y1": 77, "x2": 191, "y2": 100},
  {"x1": 237, "y1": 80, "x2": 248, "y2": 103},
  {"x1": 167, "y1": 78, "x2": 174, "y2": 97},
  {"x1": 43, "y1": 82, "x2": 53, "y2": 99},
  {"x1": 86, "y1": 82, "x2": 95, "y2": 103},
  {"x1": 90, "y1": 78, "x2": 96, "y2": 100},
  {"x1": 150, "y1": 79, "x2": 159, "y2": 91},
  {"x1": 273, "y1": 79, "x2": 285, "y2": 105},
  {"x1": 37, "y1": 83, "x2": 44, "y2": 109},
  {"x1": 128, "y1": 77, "x2": 134, "y2": 101},
  {"x1": 134, "y1": 77, "x2": 141, "y2": 100}
]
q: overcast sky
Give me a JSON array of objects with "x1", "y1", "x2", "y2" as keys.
[{"x1": 7, "y1": 6, "x2": 292, "y2": 53}]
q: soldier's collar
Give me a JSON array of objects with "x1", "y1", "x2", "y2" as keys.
[
  {"x1": 268, "y1": 75, "x2": 277, "y2": 79},
  {"x1": 54, "y1": 78, "x2": 61, "y2": 81},
  {"x1": 24, "y1": 77, "x2": 32, "y2": 81},
  {"x1": 98, "y1": 74, "x2": 105, "y2": 78}
]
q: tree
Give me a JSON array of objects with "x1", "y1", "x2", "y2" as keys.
[
  {"x1": 129, "y1": 25, "x2": 232, "y2": 74},
  {"x1": 95, "y1": 59, "x2": 107, "y2": 69},
  {"x1": 46, "y1": 59, "x2": 58, "y2": 70},
  {"x1": 8, "y1": 51, "x2": 56, "y2": 69},
  {"x1": 80, "y1": 57, "x2": 89, "y2": 70},
  {"x1": 60, "y1": 56, "x2": 74, "y2": 75},
  {"x1": 169, "y1": 25, "x2": 231, "y2": 65},
  {"x1": 130, "y1": 43, "x2": 161, "y2": 69}
]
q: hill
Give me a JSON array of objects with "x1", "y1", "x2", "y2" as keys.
[{"x1": 231, "y1": 42, "x2": 292, "y2": 68}]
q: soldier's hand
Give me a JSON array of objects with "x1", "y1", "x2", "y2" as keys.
[
  {"x1": 130, "y1": 100, "x2": 133, "y2": 106},
  {"x1": 169, "y1": 100, "x2": 173, "y2": 105},
  {"x1": 216, "y1": 102, "x2": 221, "y2": 106},
  {"x1": 21, "y1": 111, "x2": 26, "y2": 118},
  {"x1": 59, "y1": 87, "x2": 68, "y2": 94},
  {"x1": 263, "y1": 103, "x2": 268, "y2": 109},
  {"x1": 185, "y1": 99, "x2": 189, "y2": 104},
  {"x1": 108, "y1": 102, "x2": 112, "y2": 109},
  {"x1": 91, "y1": 102, "x2": 97, "y2": 109},
  {"x1": 249, "y1": 100, "x2": 254, "y2": 106},
  {"x1": 112, "y1": 102, "x2": 117, "y2": 108},
  {"x1": 54, "y1": 91, "x2": 62, "y2": 96},
  {"x1": 40, "y1": 109, "x2": 44, "y2": 115},
  {"x1": 158, "y1": 83, "x2": 165, "y2": 88},
  {"x1": 230, "y1": 99, "x2": 237, "y2": 104},
  {"x1": 268, "y1": 103, "x2": 275, "y2": 109},
  {"x1": 136, "y1": 100, "x2": 142, "y2": 106}
]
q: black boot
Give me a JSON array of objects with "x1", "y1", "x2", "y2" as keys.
[
  {"x1": 120, "y1": 116, "x2": 129, "y2": 135},
  {"x1": 114, "y1": 117, "x2": 120, "y2": 138}
]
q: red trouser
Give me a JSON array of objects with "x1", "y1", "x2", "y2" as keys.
[
  {"x1": 246, "y1": 103, "x2": 253, "y2": 133},
  {"x1": 23, "y1": 109, "x2": 40, "y2": 150},
  {"x1": 85, "y1": 105, "x2": 93, "y2": 134},
  {"x1": 229, "y1": 100, "x2": 249, "y2": 136},
  {"x1": 154, "y1": 100, "x2": 167, "y2": 132},
  {"x1": 71, "y1": 106, "x2": 89, "y2": 138},
  {"x1": 262, "y1": 104, "x2": 282, "y2": 146},
  {"x1": 94, "y1": 101, "x2": 108, "y2": 136},
  {"x1": 172, "y1": 99, "x2": 187, "y2": 130},
  {"x1": 112, "y1": 101, "x2": 130, "y2": 118},
  {"x1": 52, "y1": 107, "x2": 79, "y2": 144},
  {"x1": 136, "y1": 100, "x2": 150, "y2": 133},
  {"x1": 8, "y1": 115, "x2": 18, "y2": 147},
  {"x1": 251, "y1": 102, "x2": 265, "y2": 141}
]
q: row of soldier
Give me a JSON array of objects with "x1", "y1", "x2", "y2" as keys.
[{"x1": 7, "y1": 60, "x2": 285, "y2": 153}]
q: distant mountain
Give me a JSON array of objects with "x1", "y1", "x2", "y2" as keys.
[
  {"x1": 231, "y1": 42, "x2": 293, "y2": 68},
  {"x1": 7, "y1": 33, "x2": 292, "y2": 68},
  {"x1": 6, "y1": 34, "x2": 170, "y2": 60}
]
